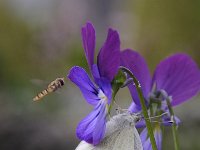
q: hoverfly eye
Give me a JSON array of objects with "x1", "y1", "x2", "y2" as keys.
[{"x1": 60, "y1": 80, "x2": 65, "y2": 86}]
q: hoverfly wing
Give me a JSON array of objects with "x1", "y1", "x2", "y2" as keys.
[{"x1": 31, "y1": 78, "x2": 49, "y2": 87}]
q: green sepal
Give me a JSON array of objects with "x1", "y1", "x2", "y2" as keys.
[
  {"x1": 111, "y1": 70, "x2": 126, "y2": 98},
  {"x1": 108, "y1": 70, "x2": 126, "y2": 114}
]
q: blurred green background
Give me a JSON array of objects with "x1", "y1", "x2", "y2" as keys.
[{"x1": 0, "y1": 0, "x2": 199, "y2": 149}]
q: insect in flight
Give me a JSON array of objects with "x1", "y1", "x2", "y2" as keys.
[
  {"x1": 33, "y1": 77, "x2": 65, "y2": 101},
  {"x1": 75, "y1": 112, "x2": 143, "y2": 150}
]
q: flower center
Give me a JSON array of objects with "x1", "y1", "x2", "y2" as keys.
[
  {"x1": 98, "y1": 90, "x2": 108, "y2": 102},
  {"x1": 149, "y1": 89, "x2": 172, "y2": 112},
  {"x1": 149, "y1": 89, "x2": 170, "y2": 102}
]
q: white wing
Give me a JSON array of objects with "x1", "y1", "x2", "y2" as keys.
[
  {"x1": 133, "y1": 127, "x2": 143, "y2": 150},
  {"x1": 94, "y1": 129, "x2": 122, "y2": 150},
  {"x1": 75, "y1": 141, "x2": 95, "y2": 150},
  {"x1": 111, "y1": 126, "x2": 135, "y2": 150},
  {"x1": 95, "y1": 126, "x2": 142, "y2": 150}
]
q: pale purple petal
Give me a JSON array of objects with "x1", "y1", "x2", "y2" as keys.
[
  {"x1": 162, "y1": 115, "x2": 181, "y2": 126},
  {"x1": 97, "y1": 28, "x2": 120, "y2": 81},
  {"x1": 152, "y1": 53, "x2": 200, "y2": 106},
  {"x1": 135, "y1": 119, "x2": 146, "y2": 128},
  {"x1": 81, "y1": 22, "x2": 95, "y2": 70},
  {"x1": 128, "y1": 101, "x2": 142, "y2": 113},
  {"x1": 76, "y1": 101, "x2": 107, "y2": 145},
  {"x1": 68, "y1": 66, "x2": 100, "y2": 106},
  {"x1": 140, "y1": 128, "x2": 162, "y2": 150},
  {"x1": 143, "y1": 138, "x2": 152, "y2": 150},
  {"x1": 140, "y1": 128, "x2": 152, "y2": 150},
  {"x1": 154, "y1": 128, "x2": 162, "y2": 150},
  {"x1": 140, "y1": 128, "x2": 148, "y2": 144},
  {"x1": 121, "y1": 49, "x2": 151, "y2": 106},
  {"x1": 93, "y1": 102, "x2": 107, "y2": 145},
  {"x1": 96, "y1": 78, "x2": 112, "y2": 104}
]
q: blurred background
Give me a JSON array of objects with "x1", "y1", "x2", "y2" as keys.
[{"x1": 0, "y1": 0, "x2": 199, "y2": 149}]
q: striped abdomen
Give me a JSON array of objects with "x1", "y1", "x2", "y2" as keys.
[{"x1": 33, "y1": 77, "x2": 65, "y2": 101}]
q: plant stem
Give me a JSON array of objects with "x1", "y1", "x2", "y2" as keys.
[
  {"x1": 166, "y1": 97, "x2": 179, "y2": 150},
  {"x1": 120, "y1": 66, "x2": 158, "y2": 150}
]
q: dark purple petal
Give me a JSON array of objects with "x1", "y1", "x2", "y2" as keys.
[
  {"x1": 91, "y1": 64, "x2": 100, "y2": 83},
  {"x1": 96, "y1": 78, "x2": 112, "y2": 104},
  {"x1": 152, "y1": 53, "x2": 200, "y2": 106},
  {"x1": 76, "y1": 101, "x2": 107, "y2": 145},
  {"x1": 82, "y1": 22, "x2": 95, "y2": 70},
  {"x1": 97, "y1": 28, "x2": 120, "y2": 81},
  {"x1": 121, "y1": 49, "x2": 151, "y2": 106},
  {"x1": 68, "y1": 66, "x2": 100, "y2": 106}
]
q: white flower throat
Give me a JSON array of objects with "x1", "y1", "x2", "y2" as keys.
[{"x1": 98, "y1": 90, "x2": 108, "y2": 102}]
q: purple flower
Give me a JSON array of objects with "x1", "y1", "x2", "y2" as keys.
[
  {"x1": 121, "y1": 49, "x2": 200, "y2": 149},
  {"x1": 68, "y1": 22, "x2": 120, "y2": 145}
]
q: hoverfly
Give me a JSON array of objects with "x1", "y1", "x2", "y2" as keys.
[{"x1": 33, "y1": 77, "x2": 65, "y2": 101}]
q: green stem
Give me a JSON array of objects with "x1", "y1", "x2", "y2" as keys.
[
  {"x1": 120, "y1": 66, "x2": 158, "y2": 150},
  {"x1": 108, "y1": 86, "x2": 119, "y2": 115},
  {"x1": 108, "y1": 97, "x2": 115, "y2": 115},
  {"x1": 166, "y1": 97, "x2": 179, "y2": 150}
]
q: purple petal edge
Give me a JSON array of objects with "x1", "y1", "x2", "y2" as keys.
[
  {"x1": 140, "y1": 127, "x2": 162, "y2": 150},
  {"x1": 121, "y1": 49, "x2": 151, "y2": 106},
  {"x1": 96, "y1": 78, "x2": 112, "y2": 104},
  {"x1": 81, "y1": 22, "x2": 95, "y2": 70},
  {"x1": 68, "y1": 66, "x2": 100, "y2": 106},
  {"x1": 76, "y1": 101, "x2": 107, "y2": 145},
  {"x1": 152, "y1": 53, "x2": 200, "y2": 106},
  {"x1": 97, "y1": 28, "x2": 120, "y2": 81}
]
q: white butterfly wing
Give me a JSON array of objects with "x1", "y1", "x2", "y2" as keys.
[
  {"x1": 133, "y1": 127, "x2": 143, "y2": 150},
  {"x1": 94, "y1": 129, "x2": 122, "y2": 150},
  {"x1": 95, "y1": 113, "x2": 143, "y2": 150},
  {"x1": 111, "y1": 126, "x2": 143, "y2": 150},
  {"x1": 95, "y1": 126, "x2": 143, "y2": 150},
  {"x1": 75, "y1": 131, "x2": 121, "y2": 150},
  {"x1": 112, "y1": 126, "x2": 135, "y2": 150},
  {"x1": 75, "y1": 141, "x2": 96, "y2": 150}
]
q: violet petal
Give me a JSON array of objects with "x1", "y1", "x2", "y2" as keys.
[
  {"x1": 154, "y1": 128, "x2": 162, "y2": 150},
  {"x1": 96, "y1": 78, "x2": 112, "y2": 104},
  {"x1": 162, "y1": 115, "x2": 181, "y2": 126},
  {"x1": 91, "y1": 64, "x2": 100, "y2": 83},
  {"x1": 76, "y1": 101, "x2": 107, "y2": 145},
  {"x1": 121, "y1": 49, "x2": 151, "y2": 106},
  {"x1": 81, "y1": 22, "x2": 95, "y2": 70},
  {"x1": 97, "y1": 28, "x2": 120, "y2": 81},
  {"x1": 128, "y1": 101, "x2": 142, "y2": 113},
  {"x1": 140, "y1": 128, "x2": 162, "y2": 150},
  {"x1": 140, "y1": 128, "x2": 152, "y2": 150},
  {"x1": 140, "y1": 128, "x2": 148, "y2": 144},
  {"x1": 68, "y1": 66, "x2": 99, "y2": 106},
  {"x1": 135, "y1": 119, "x2": 146, "y2": 128},
  {"x1": 152, "y1": 53, "x2": 200, "y2": 106}
]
